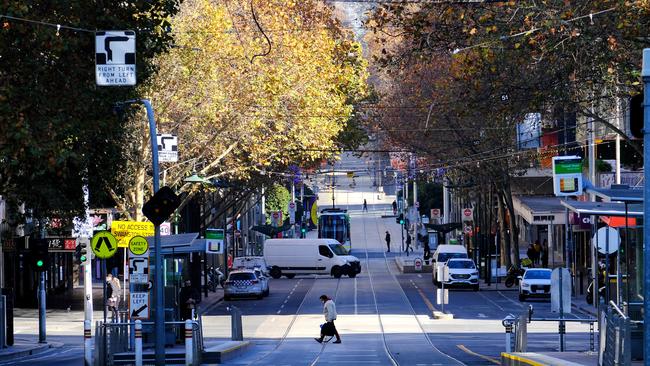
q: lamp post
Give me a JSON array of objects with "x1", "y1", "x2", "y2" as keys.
[{"x1": 640, "y1": 49, "x2": 650, "y2": 361}]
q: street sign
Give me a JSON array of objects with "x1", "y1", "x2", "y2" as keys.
[
  {"x1": 289, "y1": 202, "x2": 296, "y2": 225},
  {"x1": 130, "y1": 292, "x2": 150, "y2": 319},
  {"x1": 551, "y1": 267, "x2": 572, "y2": 314},
  {"x1": 414, "y1": 258, "x2": 423, "y2": 272},
  {"x1": 129, "y1": 257, "x2": 149, "y2": 284},
  {"x1": 436, "y1": 288, "x2": 448, "y2": 305},
  {"x1": 552, "y1": 156, "x2": 583, "y2": 196},
  {"x1": 206, "y1": 228, "x2": 224, "y2": 254},
  {"x1": 431, "y1": 208, "x2": 441, "y2": 220},
  {"x1": 128, "y1": 236, "x2": 149, "y2": 256},
  {"x1": 95, "y1": 31, "x2": 136, "y2": 86},
  {"x1": 463, "y1": 225, "x2": 472, "y2": 234},
  {"x1": 160, "y1": 222, "x2": 171, "y2": 236},
  {"x1": 156, "y1": 134, "x2": 178, "y2": 163},
  {"x1": 91, "y1": 231, "x2": 118, "y2": 259},
  {"x1": 462, "y1": 208, "x2": 473, "y2": 222},
  {"x1": 111, "y1": 221, "x2": 155, "y2": 248},
  {"x1": 271, "y1": 211, "x2": 282, "y2": 227},
  {"x1": 592, "y1": 227, "x2": 620, "y2": 254}
]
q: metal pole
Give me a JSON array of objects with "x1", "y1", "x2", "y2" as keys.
[
  {"x1": 641, "y1": 49, "x2": 650, "y2": 360},
  {"x1": 141, "y1": 99, "x2": 165, "y2": 366},
  {"x1": 559, "y1": 269, "x2": 565, "y2": 352},
  {"x1": 102, "y1": 259, "x2": 107, "y2": 324},
  {"x1": 624, "y1": 202, "x2": 631, "y2": 313},
  {"x1": 38, "y1": 271, "x2": 46, "y2": 343}
]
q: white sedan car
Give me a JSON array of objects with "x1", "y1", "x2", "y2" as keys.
[
  {"x1": 518, "y1": 268, "x2": 552, "y2": 301},
  {"x1": 443, "y1": 258, "x2": 479, "y2": 291}
]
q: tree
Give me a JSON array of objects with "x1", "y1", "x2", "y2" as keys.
[
  {"x1": 112, "y1": 0, "x2": 369, "y2": 219},
  {"x1": 0, "y1": 1, "x2": 181, "y2": 224},
  {"x1": 265, "y1": 183, "x2": 291, "y2": 222}
]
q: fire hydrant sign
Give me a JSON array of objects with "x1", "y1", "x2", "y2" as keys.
[{"x1": 95, "y1": 31, "x2": 136, "y2": 86}]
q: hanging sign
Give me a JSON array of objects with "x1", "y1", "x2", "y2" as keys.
[
  {"x1": 95, "y1": 31, "x2": 136, "y2": 86},
  {"x1": 552, "y1": 156, "x2": 583, "y2": 196}
]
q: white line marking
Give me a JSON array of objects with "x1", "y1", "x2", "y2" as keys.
[
  {"x1": 417, "y1": 274, "x2": 422, "y2": 278},
  {"x1": 477, "y1": 313, "x2": 487, "y2": 318},
  {"x1": 277, "y1": 310, "x2": 281, "y2": 314},
  {"x1": 478, "y1": 291, "x2": 506, "y2": 312}
]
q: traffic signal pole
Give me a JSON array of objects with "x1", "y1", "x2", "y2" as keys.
[
  {"x1": 38, "y1": 271, "x2": 46, "y2": 343},
  {"x1": 640, "y1": 49, "x2": 650, "y2": 364}
]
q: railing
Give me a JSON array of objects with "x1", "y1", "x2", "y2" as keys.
[
  {"x1": 502, "y1": 306, "x2": 597, "y2": 354},
  {"x1": 94, "y1": 316, "x2": 203, "y2": 366},
  {"x1": 600, "y1": 301, "x2": 632, "y2": 366}
]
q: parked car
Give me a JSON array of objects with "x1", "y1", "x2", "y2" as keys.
[
  {"x1": 432, "y1": 244, "x2": 469, "y2": 285},
  {"x1": 518, "y1": 268, "x2": 552, "y2": 301},
  {"x1": 254, "y1": 267, "x2": 270, "y2": 297},
  {"x1": 264, "y1": 238, "x2": 361, "y2": 279},
  {"x1": 443, "y1": 258, "x2": 479, "y2": 291},
  {"x1": 233, "y1": 256, "x2": 270, "y2": 276},
  {"x1": 224, "y1": 269, "x2": 265, "y2": 300}
]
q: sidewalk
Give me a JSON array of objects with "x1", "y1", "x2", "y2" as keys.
[{"x1": 0, "y1": 338, "x2": 63, "y2": 362}]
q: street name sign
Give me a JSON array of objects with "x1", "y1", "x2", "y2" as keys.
[
  {"x1": 552, "y1": 156, "x2": 583, "y2": 196},
  {"x1": 95, "y1": 31, "x2": 136, "y2": 86},
  {"x1": 156, "y1": 134, "x2": 178, "y2": 162},
  {"x1": 91, "y1": 231, "x2": 118, "y2": 259},
  {"x1": 112, "y1": 221, "x2": 154, "y2": 248}
]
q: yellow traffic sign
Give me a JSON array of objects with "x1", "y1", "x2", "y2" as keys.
[
  {"x1": 111, "y1": 221, "x2": 154, "y2": 248},
  {"x1": 129, "y1": 236, "x2": 149, "y2": 256},
  {"x1": 91, "y1": 231, "x2": 118, "y2": 259}
]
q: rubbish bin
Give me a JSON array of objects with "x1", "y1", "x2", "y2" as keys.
[{"x1": 1, "y1": 288, "x2": 13, "y2": 346}]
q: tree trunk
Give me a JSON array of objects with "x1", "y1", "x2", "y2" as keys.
[
  {"x1": 497, "y1": 191, "x2": 511, "y2": 269},
  {"x1": 502, "y1": 182, "x2": 521, "y2": 267}
]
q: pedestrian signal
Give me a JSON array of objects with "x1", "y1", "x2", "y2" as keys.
[{"x1": 31, "y1": 238, "x2": 49, "y2": 271}]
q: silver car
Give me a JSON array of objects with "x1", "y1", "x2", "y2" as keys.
[{"x1": 224, "y1": 270, "x2": 264, "y2": 300}]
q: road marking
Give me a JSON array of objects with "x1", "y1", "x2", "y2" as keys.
[
  {"x1": 457, "y1": 344, "x2": 500, "y2": 365},
  {"x1": 284, "y1": 299, "x2": 288, "y2": 304},
  {"x1": 354, "y1": 276, "x2": 358, "y2": 315},
  {"x1": 417, "y1": 274, "x2": 422, "y2": 278},
  {"x1": 276, "y1": 310, "x2": 281, "y2": 314},
  {"x1": 496, "y1": 290, "x2": 525, "y2": 308},
  {"x1": 478, "y1": 291, "x2": 506, "y2": 312},
  {"x1": 477, "y1": 313, "x2": 487, "y2": 318},
  {"x1": 411, "y1": 281, "x2": 437, "y2": 313}
]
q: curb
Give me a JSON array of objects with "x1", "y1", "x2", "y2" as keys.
[
  {"x1": 200, "y1": 295, "x2": 225, "y2": 315},
  {"x1": 0, "y1": 341, "x2": 63, "y2": 362},
  {"x1": 501, "y1": 352, "x2": 583, "y2": 366}
]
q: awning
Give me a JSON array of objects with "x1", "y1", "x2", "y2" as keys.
[
  {"x1": 146, "y1": 233, "x2": 211, "y2": 255},
  {"x1": 560, "y1": 200, "x2": 643, "y2": 217},
  {"x1": 513, "y1": 196, "x2": 566, "y2": 225},
  {"x1": 600, "y1": 216, "x2": 637, "y2": 228},
  {"x1": 585, "y1": 186, "x2": 643, "y2": 203}
]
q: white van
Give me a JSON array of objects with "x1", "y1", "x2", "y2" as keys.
[
  {"x1": 431, "y1": 244, "x2": 469, "y2": 285},
  {"x1": 264, "y1": 238, "x2": 361, "y2": 279}
]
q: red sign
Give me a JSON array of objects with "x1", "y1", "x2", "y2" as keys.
[
  {"x1": 463, "y1": 209, "x2": 472, "y2": 217},
  {"x1": 64, "y1": 239, "x2": 76, "y2": 250}
]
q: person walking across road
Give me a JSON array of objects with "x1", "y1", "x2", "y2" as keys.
[
  {"x1": 405, "y1": 232, "x2": 412, "y2": 254},
  {"x1": 392, "y1": 200, "x2": 398, "y2": 215},
  {"x1": 315, "y1": 295, "x2": 341, "y2": 343},
  {"x1": 106, "y1": 274, "x2": 121, "y2": 322},
  {"x1": 363, "y1": 199, "x2": 368, "y2": 212},
  {"x1": 385, "y1": 231, "x2": 391, "y2": 252}
]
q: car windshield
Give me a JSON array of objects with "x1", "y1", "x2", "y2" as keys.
[
  {"x1": 329, "y1": 244, "x2": 349, "y2": 256},
  {"x1": 229, "y1": 273, "x2": 255, "y2": 281},
  {"x1": 525, "y1": 270, "x2": 551, "y2": 280},
  {"x1": 447, "y1": 260, "x2": 475, "y2": 269},
  {"x1": 438, "y1": 252, "x2": 467, "y2": 263}
]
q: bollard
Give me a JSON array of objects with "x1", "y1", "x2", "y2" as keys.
[
  {"x1": 230, "y1": 306, "x2": 243, "y2": 341},
  {"x1": 185, "y1": 320, "x2": 193, "y2": 366},
  {"x1": 558, "y1": 320, "x2": 566, "y2": 352},
  {"x1": 502, "y1": 316, "x2": 515, "y2": 353},
  {"x1": 134, "y1": 320, "x2": 143, "y2": 366},
  {"x1": 84, "y1": 320, "x2": 92, "y2": 366}
]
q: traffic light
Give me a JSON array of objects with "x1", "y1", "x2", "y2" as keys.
[
  {"x1": 300, "y1": 223, "x2": 307, "y2": 238},
  {"x1": 630, "y1": 94, "x2": 644, "y2": 139},
  {"x1": 76, "y1": 239, "x2": 89, "y2": 264},
  {"x1": 142, "y1": 186, "x2": 181, "y2": 226},
  {"x1": 396, "y1": 213, "x2": 404, "y2": 225},
  {"x1": 30, "y1": 238, "x2": 49, "y2": 271}
]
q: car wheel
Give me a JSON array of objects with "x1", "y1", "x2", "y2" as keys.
[
  {"x1": 285, "y1": 274, "x2": 296, "y2": 279},
  {"x1": 518, "y1": 293, "x2": 526, "y2": 302},
  {"x1": 348, "y1": 272, "x2": 357, "y2": 278},
  {"x1": 270, "y1": 267, "x2": 282, "y2": 279},
  {"x1": 331, "y1": 266, "x2": 343, "y2": 279}
]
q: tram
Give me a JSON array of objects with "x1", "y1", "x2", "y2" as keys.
[{"x1": 318, "y1": 208, "x2": 352, "y2": 251}]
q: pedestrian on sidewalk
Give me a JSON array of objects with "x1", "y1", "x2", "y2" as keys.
[
  {"x1": 105, "y1": 274, "x2": 120, "y2": 322},
  {"x1": 526, "y1": 243, "x2": 537, "y2": 267},
  {"x1": 315, "y1": 294, "x2": 341, "y2": 344},
  {"x1": 385, "y1": 231, "x2": 391, "y2": 252},
  {"x1": 405, "y1": 232, "x2": 412, "y2": 254},
  {"x1": 392, "y1": 200, "x2": 397, "y2": 215},
  {"x1": 363, "y1": 199, "x2": 368, "y2": 212},
  {"x1": 533, "y1": 240, "x2": 542, "y2": 265},
  {"x1": 179, "y1": 280, "x2": 199, "y2": 320},
  {"x1": 541, "y1": 240, "x2": 549, "y2": 268}
]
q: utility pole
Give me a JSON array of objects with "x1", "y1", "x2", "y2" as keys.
[{"x1": 640, "y1": 49, "x2": 650, "y2": 364}]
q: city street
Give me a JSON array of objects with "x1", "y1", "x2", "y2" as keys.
[{"x1": 201, "y1": 210, "x2": 595, "y2": 365}]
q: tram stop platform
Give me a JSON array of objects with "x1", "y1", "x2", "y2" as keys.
[
  {"x1": 501, "y1": 351, "x2": 645, "y2": 366},
  {"x1": 394, "y1": 253, "x2": 432, "y2": 273}
]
